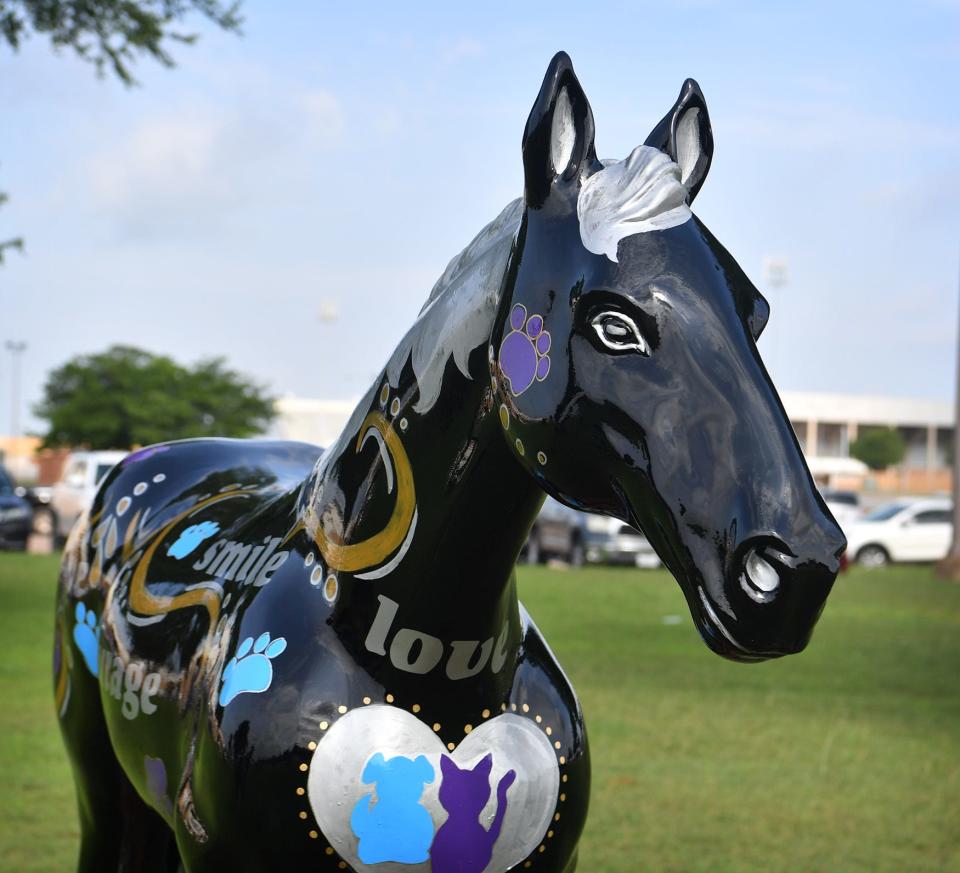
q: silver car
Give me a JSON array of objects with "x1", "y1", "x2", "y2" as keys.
[
  {"x1": 47, "y1": 450, "x2": 126, "y2": 543},
  {"x1": 524, "y1": 496, "x2": 661, "y2": 568}
]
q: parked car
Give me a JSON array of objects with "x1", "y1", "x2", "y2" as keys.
[
  {"x1": 845, "y1": 498, "x2": 953, "y2": 567},
  {"x1": 524, "y1": 496, "x2": 661, "y2": 568},
  {"x1": 0, "y1": 466, "x2": 33, "y2": 550},
  {"x1": 820, "y1": 487, "x2": 861, "y2": 535},
  {"x1": 12, "y1": 484, "x2": 55, "y2": 550},
  {"x1": 47, "y1": 450, "x2": 127, "y2": 543}
]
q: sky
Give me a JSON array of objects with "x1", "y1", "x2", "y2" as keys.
[{"x1": 1, "y1": 0, "x2": 959, "y2": 436}]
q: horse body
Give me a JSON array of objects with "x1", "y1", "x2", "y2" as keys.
[
  {"x1": 56, "y1": 359, "x2": 585, "y2": 870},
  {"x1": 55, "y1": 52, "x2": 843, "y2": 872}
]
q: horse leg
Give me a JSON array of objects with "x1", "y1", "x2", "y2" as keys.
[
  {"x1": 61, "y1": 698, "x2": 181, "y2": 873},
  {"x1": 59, "y1": 681, "x2": 127, "y2": 871},
  {"x1": 57, "y1": 630, "x2": 180, "y2": 872},
  {"x1": 114, "y1": 777, "x2": 182, "y2": 873},
  {"x1": 56, "y1": 603, "x2": 121, "y2": 872}
]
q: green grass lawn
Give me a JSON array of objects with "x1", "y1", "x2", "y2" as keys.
[{"x1": 1, "y1": 553, "x2": 958, "y2": 872}]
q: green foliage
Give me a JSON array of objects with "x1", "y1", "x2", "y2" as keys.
[
  {"x1": 0, "y1": 189, "x2": 23, "y2": 263},
  {"x1": 850, "y1": 426, "x2": 907, "y2": 471},
  {"x1": 0, "y1": 234, "x2": 23, "y2": 263},
  {"x1": 0, "y1": 0, "x2": 241, "y2": 84},
  {"x1": 34, "y1": 345, "x2": 275, "y2": 449},
  {"x1": 0, "y1": 1, "x2": 241, "y2": 264}
]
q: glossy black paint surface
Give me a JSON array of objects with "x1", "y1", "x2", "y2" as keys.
[{"x1": 55, "y1": 52, "x2": 843, "y2": 872}]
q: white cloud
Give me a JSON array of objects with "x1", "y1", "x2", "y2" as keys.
[
  {"x1": 83, "y1": 87, "x2": 344, "y2": 240},
  {"x1": 90, "y1": 115, "x2": 227, "y2": 209},
  {"x1": 724, "y1": 104, "x2": 960, "y2": 152},
  {"x1": 858, "y1": 170, "x2": 960, "y2": 219},
  {"x1": 441, "y1": 37, "x2": 485, "y2": 64},
  {"x1": 300, "y1": 89, "x2": 345, "y2": 143}
]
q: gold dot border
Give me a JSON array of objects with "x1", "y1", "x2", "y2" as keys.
[{"x1": 293, "y1": 691, "x2": 571, "y2": 866}]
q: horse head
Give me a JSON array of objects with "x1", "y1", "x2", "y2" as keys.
[{"x1": 491, "y1": 52, "x2": 846, "y2": 662}]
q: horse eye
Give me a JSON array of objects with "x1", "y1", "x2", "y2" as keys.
[{"x1": 591, "y1": 311, "x2": 649, "y2": 355}]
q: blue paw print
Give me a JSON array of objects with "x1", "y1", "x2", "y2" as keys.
[
  {"x1": 73, "y1": 602, "x2": 100, "y2": 677},
  {"x1": 167, "y1": 521, "x2": 220, "y2": 559},
  {"x1": 219, "y1": 632, "x2": 287, "y2": 707}
]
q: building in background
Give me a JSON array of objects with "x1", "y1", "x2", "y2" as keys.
[
  {"x1": 782, "y1": 392, "x2": 952, "y2": 493},
  {"x1": 3, "y1": 391, "x2": 952, "y2": 496},
  {"x1": 0, "y1": 436, "x2": 92, "y2": 486},
  {"x1": 271, "y1": 396, "x2": 359, "y2": 448},
  {"x1": 0, "y1": 436, "x2": 43, "y2": 482},
  {"x1": 271, "y1": 391, "x2": 954, "y2": 496}
]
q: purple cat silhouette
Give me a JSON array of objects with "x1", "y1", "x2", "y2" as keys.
[{"x1": 430, "y1": 753, "x2": 516, "y2": 873}]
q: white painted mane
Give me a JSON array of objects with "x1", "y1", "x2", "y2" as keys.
[
  {"x1": 384, "y1": 142, "x2": 691, "y2": 413},
  {"x1": 577, "y1": 146, "x2": 692, "y2": 262},
  {"x1": 386, "y1": 198, "x2": 523, "y2": 414}
]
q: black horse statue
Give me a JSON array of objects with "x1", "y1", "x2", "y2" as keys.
[{"x1": 54, "y1": 52, "x2": 845, "y2": 872}]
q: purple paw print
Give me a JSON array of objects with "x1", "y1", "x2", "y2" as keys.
[
  {"x1": 499, "y1": 304, "x2": 551, "y2": 396},
  {"x1": 122, "y1": 445, "x2": 169, "y2": 466}
]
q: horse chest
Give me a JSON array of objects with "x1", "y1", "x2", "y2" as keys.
[
  {"x1": 362, "y1": 593, "x2": 512, "y2": 681},
  {"x1": 203, "y1": 610, "x2": 586, "y2": 871}
]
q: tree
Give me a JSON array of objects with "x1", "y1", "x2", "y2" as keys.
[
  {"x1": 0, "y1": 0, "x2": 242, "y2": 261},
  {"x1": 0, "y1": 0, "x2": 240, "y2": 83},
  {"x1": 849, "y1": 427, "x2": 906, "y2": 471},
  {"x1": 35, "y1": 345, "x2": 275, "y2": 449}
]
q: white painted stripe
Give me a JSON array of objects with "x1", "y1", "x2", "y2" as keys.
[
  {"x1": 698, "y1": 587, "x2": 747, "y2": 652},
  {"x1": 127, "y1": 613, "x2": 166, "y2": 627},
  {"x1": 354, "y1": 507, "x2": 419, "y2": 581},
  {"x1": 184, "y1": 581, "x2": 223, "y2": 593},
  {"x1": 360, "y1": 425, "x2": 394, "y2": 494}
]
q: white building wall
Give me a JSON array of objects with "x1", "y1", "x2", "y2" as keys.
[
  {"x1": 779, "y1": 391, "x2": 953, "y2": 471},
  {"x1": 271, "y1": 391, "x2": 955, "y2": 471},
  {"x1": 271, "y1": 396, "x2": 357, "y2": 448},
  {"x1": 780, "y1": 392, "x2": 952, "y2": 429}
]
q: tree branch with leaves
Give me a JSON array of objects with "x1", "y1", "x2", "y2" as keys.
[
  {"x1": 0, "y1": 190, "x2": 24, "y2": 263},
  {"x1": 0, "y1": 0, "x2": 242, "y2": 262},
  {"x1": 0, "y1": 0, "x2": 241, "y2": 84}
]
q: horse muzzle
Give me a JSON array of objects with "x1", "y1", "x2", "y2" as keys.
[{"x1": 695, "y1": 533, "x2": 845, "y2": 662}]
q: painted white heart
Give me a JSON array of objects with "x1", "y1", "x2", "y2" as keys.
[{"x1": 307, "y1": 705, "x2": 560, "y2": 872}]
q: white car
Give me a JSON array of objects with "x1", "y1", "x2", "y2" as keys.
[
  {"x1": 47, "y1": 450, "x2": 127, "y2": 542},
  {"x1": 845, "y1": 498, "x2": 953, "y2": 567},
  {"x1": 820, "y1": 488, "x2": 862, "y2": 536}
]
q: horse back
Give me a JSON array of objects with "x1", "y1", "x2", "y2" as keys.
[{"x1": 54, "y1": 438, "x2": 322, "y2": 817}]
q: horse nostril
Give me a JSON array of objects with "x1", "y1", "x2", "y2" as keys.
[{"x1": 740, "y1": 548, "x2": 780, "y2": 603}]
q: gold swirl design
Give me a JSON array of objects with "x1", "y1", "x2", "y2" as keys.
[
  {"x1": 128, "y1": 490, "x2": 252, "y2": 631},
  {"x1": 308, "y1": 411, "x2": 417, "y2": 574},
  {"x1": 122, "y1": 509, "x2": 142, "y2": 561}
]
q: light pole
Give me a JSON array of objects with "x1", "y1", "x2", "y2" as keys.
[
  {"x1": 5, "y1": 340, "x2": 26, "y2": 439},
  {"x1": 762, "y1": 257, "x2": 788, "y2": 378}
]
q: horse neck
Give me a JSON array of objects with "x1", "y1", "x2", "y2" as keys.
[{"x1": 308, "y1": 354, "x2": 544, "y2": 647}]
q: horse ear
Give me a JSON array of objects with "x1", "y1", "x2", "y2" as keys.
[
  {"x1": 522, "y1": 51, "x2": 598, "y2": 209},
  {"x1": 644, "y1": 78, "x2": 714, "y2": 203}
]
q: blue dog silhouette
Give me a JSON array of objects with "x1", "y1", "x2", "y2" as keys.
[{"x1": 350, "y1": 752, "x2": 435, "y2": 864}]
